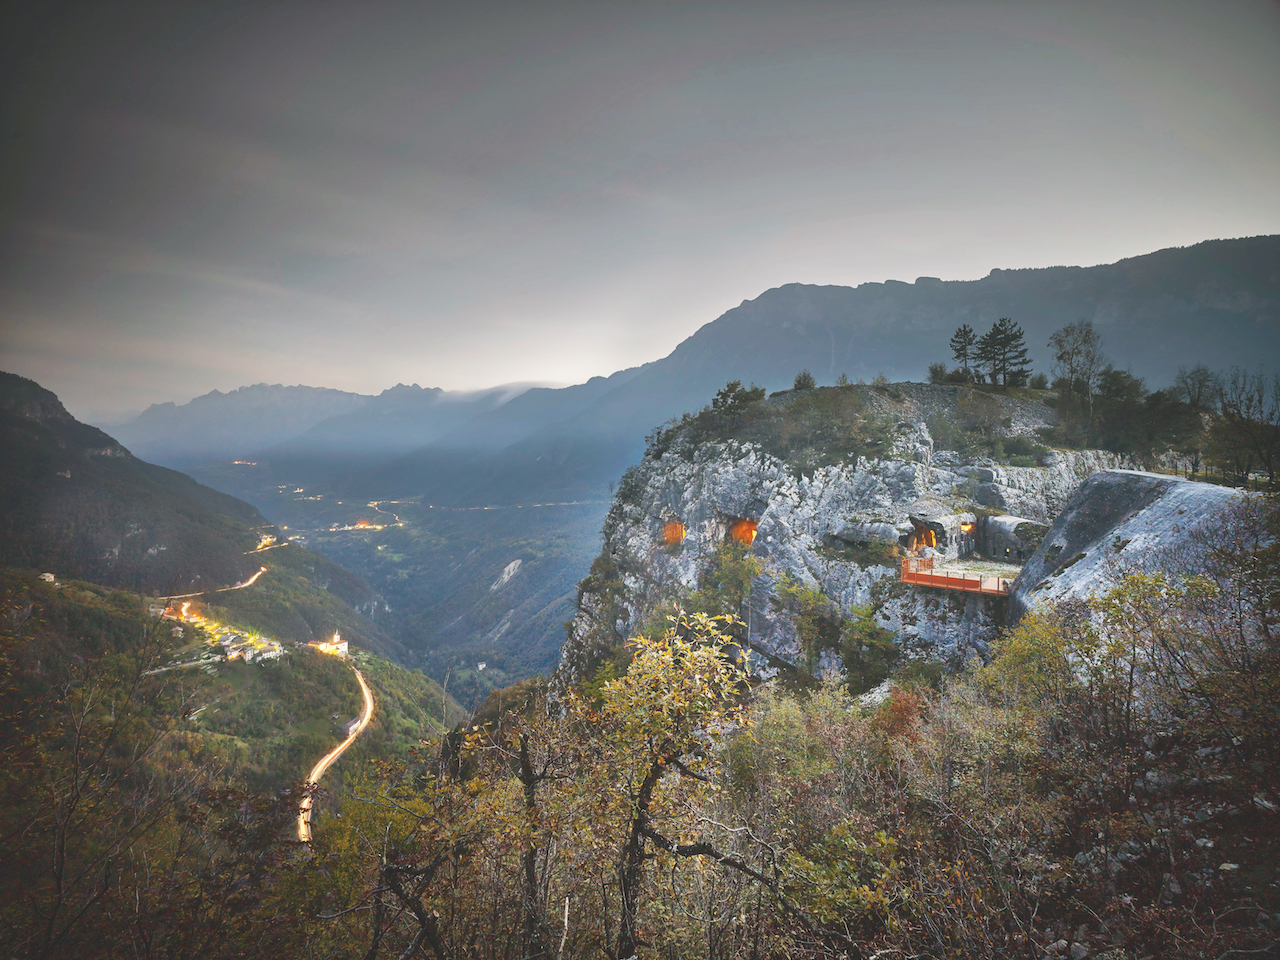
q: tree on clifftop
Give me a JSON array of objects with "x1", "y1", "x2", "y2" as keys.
[
  {"x1": 1049, "y1": 319, "x2": 1107, "y2": 443},
  {"x1": 1216, "y1": 367, "x2": 1280, "y2": 485},
  {"x1": 976, "y1": 317, "x2": 1031, "y2": 388},
  {"x1": 949, "y1": 323, "x2": 977, "y2": 379}
]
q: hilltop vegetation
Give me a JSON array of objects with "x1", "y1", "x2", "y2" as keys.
[
  {"x1": 931, "y1": 318, "x2": 1280, "y2": 485},
  {"x1": 0, "y1": 566, "x2": 462, "y2": 957},
  {"x1": 642, "y1": 378, "x2": 891, "y2": 472}
]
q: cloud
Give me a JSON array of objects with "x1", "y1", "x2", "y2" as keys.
[{"x1": 1, "y1": 0, "x2": 1277, "y2": 420}]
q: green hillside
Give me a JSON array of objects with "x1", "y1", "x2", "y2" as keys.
[
  {"x1": 0, "y1": 565, "x2": 464, "y2": 956},
  {"x1": 0, "y1": 371, "x2": 268, "y2": 593},
  {"x1": 198, "y1": 540, "x2": 406, "y2": 658}
]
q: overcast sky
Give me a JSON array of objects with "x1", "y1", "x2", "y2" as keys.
[{"x1": 2, "y1": 0, "x2": 1277, "y2": 423}]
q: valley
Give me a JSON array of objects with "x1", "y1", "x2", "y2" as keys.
[
  {"x1": 3, "y1": 238, "x2": 1279, "y2": 959},
  {"x1": 6, "y1": 6, "x2": 1277, "y2": 953}
]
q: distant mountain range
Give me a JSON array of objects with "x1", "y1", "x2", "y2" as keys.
[
  {"x1": 113, "y1": 235, "x2": 1279, "y2": 507},
  {"x1": 74, "y1": 234, "x2": 1280, "y2": 685},
  {"x1": 109, "y1": 382, "x2": 368, "y2": 469},
  {"x1": 109, "y1": 380, "x2": 559, "y2": 471}
]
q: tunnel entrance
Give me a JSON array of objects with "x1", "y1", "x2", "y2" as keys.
[{"x1": 901, "y1": 518, "x2": 944, "y2": 555}]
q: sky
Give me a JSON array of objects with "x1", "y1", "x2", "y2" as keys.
[{"x1": 2, "y1": 0, "x2": 1278, "y2": 424}]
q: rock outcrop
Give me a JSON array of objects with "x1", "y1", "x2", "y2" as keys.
[
  {"x1": 559, "y1": 390, "x2": 1129, "y2": 687},
  {"x1": 1009, "y1": 470, "x2": 1241, "y2": 621}
]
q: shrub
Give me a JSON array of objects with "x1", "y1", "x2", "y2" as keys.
[
  {"x1": 1003, "y1": 434, "x2": 1048, "y2": 463},
  {"x1": 794, "y1": 369, "x2": 816, "y2": 391},
  {"x1": 927, "y1": 362, "x2": 949, "y2": 385}
]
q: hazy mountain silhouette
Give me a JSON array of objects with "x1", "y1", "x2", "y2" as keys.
[
  {"x1": 79, "y1": 236, "x2": 1280, "y2": 684},
  {"x1": 110, "y1": 383, "x2": 369, "y2": 470},
  {"x1": 113, "y1": 236, "x2": 1279, "y2": 508},
  {"x1": 1, "y1": 371, "x2": 270, "y2": 593}
]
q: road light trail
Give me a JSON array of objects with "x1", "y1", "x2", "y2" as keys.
[
  {"x1": 159, "y1": 566, "x2": 268, "y2": 600},
  {"x1": 297, "y1": 664, "x2": 375, "y2": 842},
  {"x1": 367, "y1": 500, "x2": 405, "y2": 524}
]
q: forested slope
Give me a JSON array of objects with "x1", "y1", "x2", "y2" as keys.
[
  {"x1": 1, "y1": 371, "x2": 269, "y2": 593},
  {"x1": 0, "y1": 566, "x2": 462, "y2": 957}
]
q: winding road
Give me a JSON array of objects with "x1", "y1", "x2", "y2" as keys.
[
  {"x1": 297, "y1": 664, "x2": 376, "y2": 842},
  {"x1": 159, "y1": 566, "x2": 268, "y2": 600}
]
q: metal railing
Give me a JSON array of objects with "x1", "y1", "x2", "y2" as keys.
[{"x1": 900, "y1": 556, "x2": 1012, "y2": 596}]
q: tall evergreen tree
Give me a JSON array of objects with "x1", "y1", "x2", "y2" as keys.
[
  {"x1": 949, "y1": 324, "x2": 977, "y2": 378},
  {"x1": 976, "y1": 317, "x2": 1032, "y2": 388}
]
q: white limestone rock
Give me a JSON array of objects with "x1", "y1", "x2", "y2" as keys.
[
  {"x1": 1010, "y1": 470, "x2": 1241, "y2": 620},
  {"x1": 565, "y1": 423, "x2": 1127, "y2": 680}
]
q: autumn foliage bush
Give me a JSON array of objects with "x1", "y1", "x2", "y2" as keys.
[
  {"x1": 4, "y1": 497, "x2": 1277, "y2": 958},
  {"x1": 302, "y1": 498, "x2": 1279, "y2": 958}
]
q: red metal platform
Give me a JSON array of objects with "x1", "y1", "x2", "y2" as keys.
[{"x1": 900, "y1": 557, "x2": 1012, "y2": 596}]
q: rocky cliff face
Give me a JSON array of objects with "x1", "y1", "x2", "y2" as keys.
[
  {"x1": 558, "y1": 388, "x2": 1128, "y2": 687},
  {"x1": 1009, "y1": 470, "x2": 1241, "y2": 621}
]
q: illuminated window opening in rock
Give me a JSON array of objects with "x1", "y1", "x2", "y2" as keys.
[
  {"x1": 728, "y1": 518, "x2": 757, "y2": 545},
  {"x1": 662, "y1": 521, "x2": 687, "y2": 545},
  {"x1": 905, "y1": 523, "x2": 937, "y2": 554}
]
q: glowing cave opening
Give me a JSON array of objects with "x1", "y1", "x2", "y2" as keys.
[
  {"x1": 905, "y1": 523, "x2": 937, "y2": 553},
  {"x1": 662, "y1": 521, "x2": 687, "y2": 545},
  {"x1": 728, "y1": 518, "x2": 758, "y2": 545}
]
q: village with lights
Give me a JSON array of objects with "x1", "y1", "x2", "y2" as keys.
[{"x1": 153, "y1": 600, "x2": 347, "y2": 673}]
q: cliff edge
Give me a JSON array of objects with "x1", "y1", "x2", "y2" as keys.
[{"x1": 1009, "y1": 470, "x2": 1240, "y2": 621}]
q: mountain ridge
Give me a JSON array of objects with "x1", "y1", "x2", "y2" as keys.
[
  {"x1": 111, "y1": 235, "x2": 1279, "y2": 506},
  {"x1": 76, "y1": 235, "x2": 1280, "y2": 689},
  {"x1": 339, "y1": 234, "x2": 1280, "y2": 509}
]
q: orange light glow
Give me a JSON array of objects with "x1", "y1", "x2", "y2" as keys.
[
  {"x1": 355, "y1": 519, "x2": 373, "y2": 528},
  {"x1": 960, "y1": 523, "x2": 975, "y2": 533},
  {"x1": 662, "y1": 521, "x2": 687, "y2": 545},
  {"x1": 729, "y1": 518, "x2": 758, "y2": 545},
  {"x1": 907, "y1": 526, "x2": 937, "y2": 552}
]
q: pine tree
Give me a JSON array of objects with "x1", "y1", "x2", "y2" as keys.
[
  {"x1": 976, "y1": 318, "x2": 1031, "y2": 388},
  {"x1": 949, "y1": 324, "x2": 977, "y2": 378}
]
